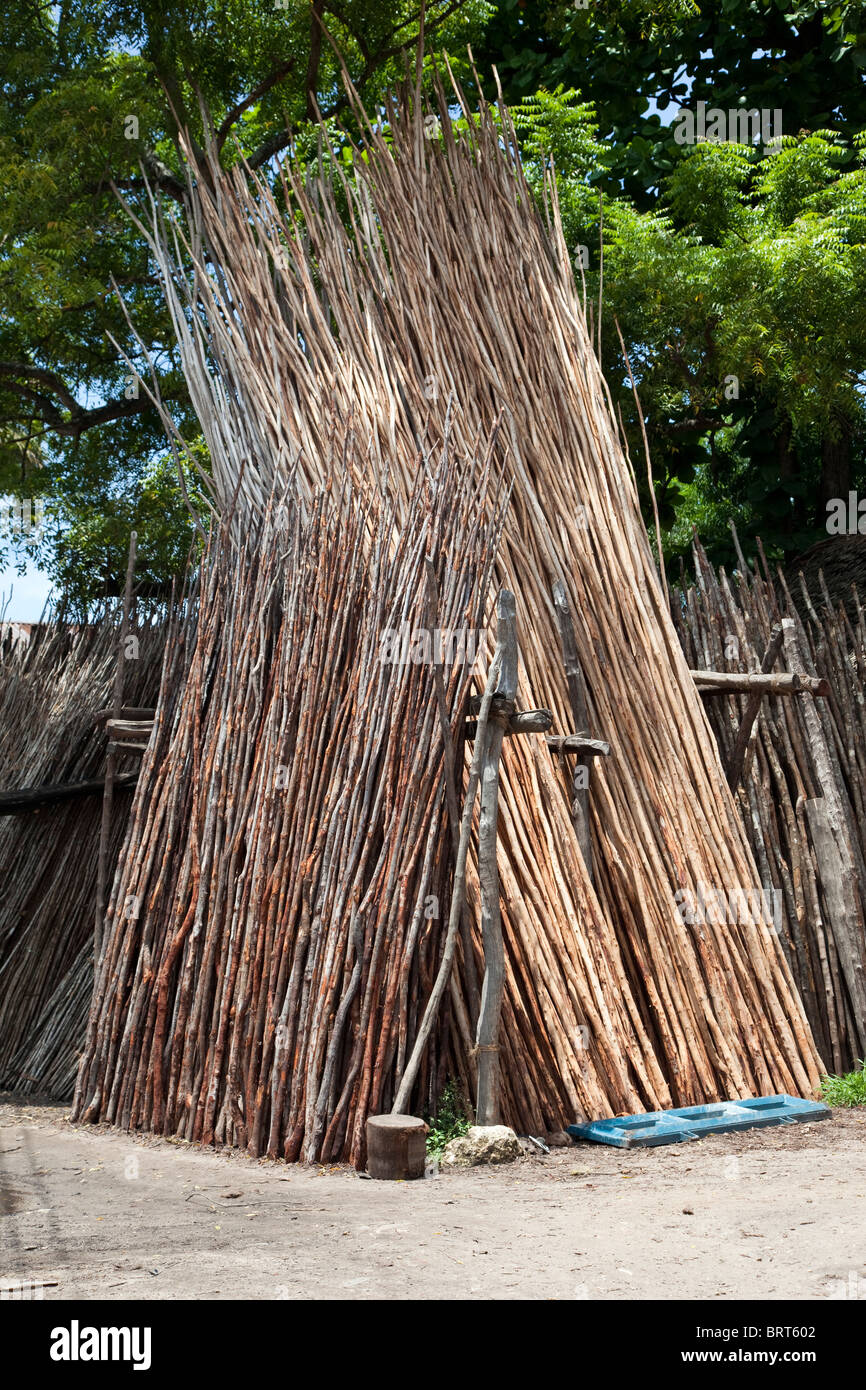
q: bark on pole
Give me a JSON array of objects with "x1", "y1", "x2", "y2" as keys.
[
  {"x1": 94, "y1": 532, "x2": 136, "y2": 963},
  {"x1": 694, "y1": 671, "x2": 829, "y2": 696},
  {"x1": 391, "y1": 644, "x2": 503, "y2": 1117},
  {"x1": 0, "y1": 774, "x2": 138, "y2": 816},
  {"x1": 552, "y1": 580, "x2": 594, "y2": 881},
  {"x1": 782, "y1": 620, "x2": 866, "y2": 1031},
  {"x1": 424, "y1": 557, "x2": 481, "y2": 1025},
  {"x1": 475, "y1": 590, "x2": 517, "y2": 1127},
  {"x1": 726, "y1": 623, "x2": 785, "y2": 789}
]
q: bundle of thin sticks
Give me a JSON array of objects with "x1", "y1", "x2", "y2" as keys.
[
  {"x1": 87, "y1": 65, "x2": 823, "y2": 1143},
  {"x1": 676, "y1": 534, "x2": 866, "y2": 1071},
  {"x1": 3, "y1": 948, "x2": 93, "y2": 1099},
  {"x1": 0, "y1": 616, "x2": 164, "y2": 1096},
  {"x1": 73, "y1": 437, "x2": 504, "y2": 1163}
]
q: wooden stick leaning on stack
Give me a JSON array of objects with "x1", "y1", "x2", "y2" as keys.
[{"x1": 90, "y1": 63, "x2": 822, "y2": 1143}]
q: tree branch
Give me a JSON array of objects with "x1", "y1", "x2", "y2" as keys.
[
  {"x1": 0, "y1": 362, "x2": 184, "y2": 440},
  {"x1": 215, "y1": 58, "x2": 297, "y2": 153},
  {"x1": 664, "y1": 413, "x2": 722, "y2": 435},
  {"x1": 246, "y1": 0, "x2": 467, "y2": 169},
  {"x1": 140, "y1": 150, "x2": 186, "y2": 201},
  {"x1": 0, "y1": 381, "x2": 65, "y2": 430},
  {"x1": 0, "y1": 361, "x2": 80, "y2": 414}
]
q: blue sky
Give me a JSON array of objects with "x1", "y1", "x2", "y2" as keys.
[
  {"x1": 1, "y1": 494, "x2": 53, "y2": 619},
  {"x1": 1, "y1": 561, "x2": 53, "y2": 621}
]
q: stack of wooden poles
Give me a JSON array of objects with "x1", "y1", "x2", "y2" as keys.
[
  {"x1": 0, "y1": 616, "x2": 164, "y2": 1097},
  {"x1": 676, "y1": 533, "x2": 866, "y2": 1072},
  {"x1": 74, "y1": 442, "x2": 503, "y2": 1163},
  {"x1": 75, "y1": 67, "x2": 824, "y2": 1159}
]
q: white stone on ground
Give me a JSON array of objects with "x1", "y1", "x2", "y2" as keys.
[{"x1": 440, "y1": 1124, "x2": 523, "y2": 1168}]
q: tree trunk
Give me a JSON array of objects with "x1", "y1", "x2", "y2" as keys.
[{"x1": 818, "y1": 416, "x2": 852, "y2": 521}]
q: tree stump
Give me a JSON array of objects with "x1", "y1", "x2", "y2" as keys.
[{"x1": 366, "y1": 1114, "x2": 427, "y2": 1180}]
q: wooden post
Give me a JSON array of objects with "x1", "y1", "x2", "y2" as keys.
[
  {"x1": 424, "y1": 558, "x2": 481, "y2": 1026},
  {"x1": 392, "y1": 590, "x2": 546, "y2": 1126},
  {"x1": 726, "y1": 622, "x2": 785, "y2": 789},
  {"x1": 94, "y1": 532, "x2": 136, "y2": 963},
  {"x1": 390, "y1": 642, "x2": 504, "y2": 1116},
  {"x1": 0, "y1": 773, "x2": 138, "y2": 815},
  {"x1": 552, "y1": 581, "x2": 594, "y2": 881},
  {"x1": 475, "y1": 590, "x2": 517, "y2": 1127}
]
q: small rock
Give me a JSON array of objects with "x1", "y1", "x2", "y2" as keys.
[
  {"x1": 545, "y1": 1130, "x2": 573, "y2": 1148},
  {"x1": 440, "y1": 1125, "x2": 523, "y2": 1168}
]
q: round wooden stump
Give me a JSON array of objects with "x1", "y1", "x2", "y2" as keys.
[{"x1": 366, "y1": 1114, "x2": 427, "y2": 1180}]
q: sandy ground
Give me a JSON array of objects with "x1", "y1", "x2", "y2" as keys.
[{"x1": 1, "y1": 1096, "x2": 864, "y2": 1301}]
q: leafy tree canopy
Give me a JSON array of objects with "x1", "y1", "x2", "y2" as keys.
[
  {"x1": 484, "y1": 3, "x2": 866, "y2": 566},
  {"x1": 0, "y1": 1, "x2": 488, "y2": 609},
  {"x1": 3, "y1": 1, "x2": 866, "y2": 601},
  {"x1": 479, "y1": 1, "x2": 866, "y2": 201},
  {"x1": 513, "y1": 83, "x2": 866, "y2": 565}
]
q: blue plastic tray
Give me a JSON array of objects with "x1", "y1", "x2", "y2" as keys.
[{"x1": 566, "y1": 1094, "x2": 830, "y2": 1148}]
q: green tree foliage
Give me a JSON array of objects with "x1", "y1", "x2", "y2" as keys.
[
  {"x1": 479, "y1": 1, "x2": 866, "y2": 201},
  {"x1": 512, "y1": 84, "x2": 866, "y2": 563},
  {"x1": 4, "y1": 2, "x2": 866, "y2": 596},
  {"x1": 481, "y1": 4, "x2": 866, "y2": 565},
  {"x1": 0, "y1": 1, "x2": 488, "y2": 607}
]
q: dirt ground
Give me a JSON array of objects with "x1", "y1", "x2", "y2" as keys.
[{"x1": 1, "y1": 1096, "x2": 864, "y2": 1301}]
